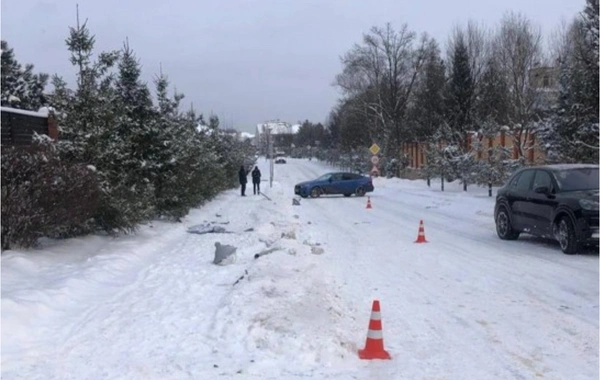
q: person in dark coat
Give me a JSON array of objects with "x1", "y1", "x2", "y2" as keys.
[
  {"x1": 251, "y1": 166, "x2": 262, "y2": 195},
  {"x1": 238, "y1": 165, "x2": 248, "y2": 196}
]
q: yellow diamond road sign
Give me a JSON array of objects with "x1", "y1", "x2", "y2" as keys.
[{"x1": 369, "y1": 143, "x2": 381, "y2": 155}]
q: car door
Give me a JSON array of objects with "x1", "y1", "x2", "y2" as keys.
[
  {"x1": 323, "y1": 173, "x2": 343, "y2": 194},
  {"x1": 509, "y1": 169, "x2": 536, "y2": 231},
  {"x1": 526, "y1": 169, "x2": 559, "y2": 237},
  {"x1": 340, "y1": 173, "x2": 357, "y2": 194}
]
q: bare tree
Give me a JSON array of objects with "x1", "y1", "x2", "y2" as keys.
[
  {"x1": 334, "y1": 23, "x2": 429, "y2": 165},
  {"x1": 493, "y1": 12, "x2": 543, "y2": 158},
  {"x1": 548, "y1": 19, "x2": 571, "y2": 64}
]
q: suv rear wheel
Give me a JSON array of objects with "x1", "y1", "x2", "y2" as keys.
[{"x1": 495, "y1": 207, "x2": 520, "y2": 240}]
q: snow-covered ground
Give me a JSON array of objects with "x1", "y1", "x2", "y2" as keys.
[{"x1": 2, "y1": 158, "x2": 598, "y2": 380}]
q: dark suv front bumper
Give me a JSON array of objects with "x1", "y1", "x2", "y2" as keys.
[{"x1": 578, "y1": 210, "x2": 599, "y2": 241}]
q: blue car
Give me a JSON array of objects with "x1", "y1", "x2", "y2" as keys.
[{"x1": 294, "y1": 172, "x2": 374, "y2": 198}]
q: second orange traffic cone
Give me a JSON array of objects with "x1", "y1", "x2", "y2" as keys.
[
  {"x1": 366, "y1": 196, "x2": 372, "y2": 209},
  {"x1": 358, "y1": 300, "x2": 391, "y2": 360},
  {"x1": 414, "y1": 220, "x2": 428, "y2": 243}
]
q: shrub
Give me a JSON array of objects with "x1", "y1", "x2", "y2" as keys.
[{"x1": 1, "y1": 144, "x2": 101, "y2": 250}]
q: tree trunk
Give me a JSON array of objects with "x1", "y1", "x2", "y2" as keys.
[
  {"x1": 488, "y1": 183, "x2": 493, "y2": 197},
  {"x1": 1, "y1": 226, "x2": 9, "y2": 251}
]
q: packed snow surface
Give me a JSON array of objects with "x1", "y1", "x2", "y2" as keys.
[{"x1": 2, "y1": 158, "x2": 598, "y2": 379}]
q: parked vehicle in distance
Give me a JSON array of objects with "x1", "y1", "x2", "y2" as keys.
[
  {"x1": 494, "y1": 164, "x2": 599, "y2": 254},
  {"x1": 294, "y1": 172, "x2": 374, "y2": 198},
  {"x1": 274, "y1": 152, "x2": 287, "y2": 164}
]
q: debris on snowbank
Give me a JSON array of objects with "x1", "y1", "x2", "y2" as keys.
[
  {"x1": 188, "y1": 223, "x2": 230, "y2": 235},
  {"x1": 214, "y1": 242, "x2": 237, "y2": 265}
]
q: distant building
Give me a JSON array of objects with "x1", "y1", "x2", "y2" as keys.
[
  {"x1": 238, "y1": 132, "x2": 256, "y2": 143},
  {"x1": 255, "y1": 120, "x2": 300, "y2": 155},
  {"x1": 529, "y1": 66, "x2": 558, "y2": 89},
  {"x1": 529, "y1": 66, "x2": 559, "y2": 113}
]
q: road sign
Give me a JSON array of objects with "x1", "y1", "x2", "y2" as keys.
[
  {"x1": 369, "y1": 143, "x2": 381, "y2": 155},
  {"x1": 371, "y1": 155, "x2": 379, "y2": 165}
]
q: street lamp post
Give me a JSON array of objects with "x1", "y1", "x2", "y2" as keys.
[{"x1": 266, "y1": 126, "x2": 274, "y2": 188}]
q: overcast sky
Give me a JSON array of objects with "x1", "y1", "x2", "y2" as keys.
[{"x1": 2, "y1": 0, "x2": 583, "y2": 132}]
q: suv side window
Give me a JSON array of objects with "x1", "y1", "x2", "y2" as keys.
[
  {"x1": 515, "y1": 170, "x2": 535, "y2": 191},
  {"x1": 509, "y1": 173, "x2": 521, "y2": 188},
  {"x1": 532, "y1": 170, "x2": 553, "y2": 192}
]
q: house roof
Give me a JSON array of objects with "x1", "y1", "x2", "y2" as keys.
[{"x1": 1, "y1": 106, "x2": 49, "y2": 118}]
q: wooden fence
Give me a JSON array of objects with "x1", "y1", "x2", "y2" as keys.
[{"x1": 401, "y1": 130, "x2": 546, "y2": 169}]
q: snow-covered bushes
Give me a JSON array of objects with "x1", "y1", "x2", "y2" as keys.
[
  {"x1": 1, "y1": 144, "x2": 101, "y2": 249},
  {"x1": 1, "y1": 20, "x2": 255, "y2": 250}
]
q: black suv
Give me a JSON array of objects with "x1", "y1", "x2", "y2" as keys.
[{"x1": 494, "y1": 164, "x2": 599, "y2": 254}]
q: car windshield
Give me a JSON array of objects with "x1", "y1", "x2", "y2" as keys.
[
  {"x1": 553, "y1": 168, "x2": 599, "y2": 192},
  {"x1": 315, "y1": 174, "x2": 332, "y2": 181}
]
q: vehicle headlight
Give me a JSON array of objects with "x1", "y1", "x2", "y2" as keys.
[{"x1": 579, "y1": 199, "x2": 599, "y2": 211}]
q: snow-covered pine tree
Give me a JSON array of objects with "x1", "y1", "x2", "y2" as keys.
[
  {"x1": 177, "y1": 107, "x2": 222, "y2": 210},
  {"x1": 151, "y1": 72, "x2": 229, "y2": 219},
  {"x1": 151, "y1": 71, "x2": 190, "y2": 218},
  {"x1": 446, "y1": 35, "x2": 476, "y2": 190},
  {"x1": 471, "y1": 55, "x2": 519, "y2": 195},
  {"x1": 471, "y1": 123, "x2": 514, "y2": 196},
  {"x1": 50, "y1": 13, "x2": 134, "y2": 233},
  {"x1": 1, "y1": 40, "x2": 49, "y2": 110},
  {"x1": 208, "y1": 115, "x2": 220, "y2": 129},
  {"x1": 423, "y1": 125, "x2": 461, "y2": 191},
  {"x1": 110, "y1": 39, "x2": 158, "y2": 222},
  {"x1": 541, "y1": 1, "x2": 599, "y2": 163},
  {"x1": 410, "y1": 39, "x2": 446, "y2": 141},
  {"x1": 409, "y1": 39, "x2": 446, "y2": 184}
]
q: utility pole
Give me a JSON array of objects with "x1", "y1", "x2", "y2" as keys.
[{"x1": 268, "y1": 127, "x2": 274, "y2": 188}]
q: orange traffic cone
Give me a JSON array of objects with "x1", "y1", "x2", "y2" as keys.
[
  {"x1": 414, "y1": 219, "x2": 428, "y2": 243},
  {"x1": 358, "y1": 300, "x2": 391, "y2": 360},
  {"x1": 366, "y1": 197, "x2": 372, "y2": 209}
]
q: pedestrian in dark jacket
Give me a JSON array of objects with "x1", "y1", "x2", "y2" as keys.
[
  {"x1": 239, "y1": 165, "x2": 247, "y2": 196},
  {"x1": 251, "y1": 166, "x2": 261, "y2": 195}
]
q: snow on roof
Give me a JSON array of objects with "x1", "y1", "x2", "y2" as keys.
[
  {"x1": 37, "y1": 107, "x2": 55, "y2": 117},
  {"x1": 291, "y1": 124, "x2": 301, "y2": 134},
  {"x1": 1, "y1": 106, "x2": 49, "y2": 118},
  {"x1": 240, "y1": 132, "x2": 255, "y2": 139}
]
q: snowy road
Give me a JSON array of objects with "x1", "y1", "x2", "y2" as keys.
[{"x1": 2, "y1": 158, "x2": 598, "y2": 379}]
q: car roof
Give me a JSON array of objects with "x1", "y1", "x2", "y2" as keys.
[
  {"x1": 323, "y1": 172, "x2": 364, "y2": 176},
  {"x1": 522, "y1": 164, "x2": 599, "y2": 171}
]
